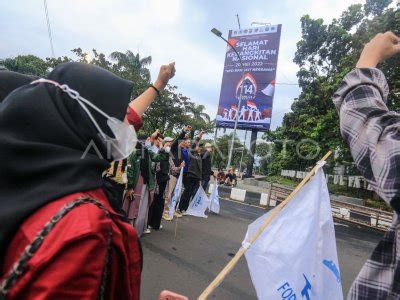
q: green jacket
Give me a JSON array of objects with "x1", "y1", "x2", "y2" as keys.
[
  {"x1": 127, "y1": 147, "x2": 169, "y2": 191},
  {"x1": 127, "y1": 151, "x2": 140, "y2": 189}
]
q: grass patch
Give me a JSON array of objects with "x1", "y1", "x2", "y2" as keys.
[
  {"x1": 365, "y1": 199, "x2": 392, "y2": 212},
  {"x1": 266, "y1": 175, "x2": 297, "y2": 187}
]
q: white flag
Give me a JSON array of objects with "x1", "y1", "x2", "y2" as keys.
[
  {"x1": 208, "y1": 182, "x2": 220, "y2": 214},
  {"x1": 186, "y1": 185, "x2": 209, "y2": 218},
  {"x1": 243, "y1": 167, "x2": 343, "y2": 300},
  {"x1": 168, "y1": 168, "x2": 184, "y2": 220}
]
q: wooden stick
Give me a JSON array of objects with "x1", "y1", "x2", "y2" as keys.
[
  {"x1": 174, "y1": 217, "x2": 179, "y2": 238},
  {"x1": 198, "y1": 151, "x2": 332, "y2": 300}
]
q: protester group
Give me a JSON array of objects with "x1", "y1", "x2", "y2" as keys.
[
  {"x1": 0, "y1": 31, "x2": 399, "y2": 300},
  {"x1": 105, "y1": 125, "x2": 219, "y2": 236}
]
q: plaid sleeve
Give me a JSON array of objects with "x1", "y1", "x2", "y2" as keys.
[{"x1": 333, "y1": 68, "x2": 400, "y2": 214}]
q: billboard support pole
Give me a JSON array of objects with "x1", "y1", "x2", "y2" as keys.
[
  {"x1": 245, "y1": 129, "x2": 258, "y2": 177},
  {"x1": 226, "y1": 80, "x2": 244, "y2": 171},
  {"x1": 238, "y1": 130, "x2": 247, "y2": 174},
  {"x1": 214, "y1": 126, "x2": 218, "y2": 141}
]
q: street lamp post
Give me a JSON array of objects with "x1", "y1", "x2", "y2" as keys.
[
  {"x1": 238, "y1": 130, "x2": 248, "y2": 174},
  {"x1": 211, "y1": 27, "x2": 246, "y2": 171}
]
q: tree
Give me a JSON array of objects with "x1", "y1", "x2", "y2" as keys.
[
  {"x1": 265, "y1": 0, "x2": 399, "y2": 174},
  {"x1": 1, "y1": 55, "x2": 49, "y2": 77},
  {"x1": 110, "y1": 50, "x2": 152, "y2": 81},
  {"x1": 256, "y1": 142, "x2": 274, "y2": 175},
  {"x1": 212, "y1": 133, "x2": 248, "y2": 170},
  {"x1": 0, "y1": 48, "x2": 213, "y2": 138}
]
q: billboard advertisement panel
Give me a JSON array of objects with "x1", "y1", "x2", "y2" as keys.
[{"x1": 215, "y1": 24, "x2": 282, "y2": 131}]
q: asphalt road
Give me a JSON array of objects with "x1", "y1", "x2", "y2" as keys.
[{"x1": 140, "y1": 199, "x2": 384, "y2": 299}]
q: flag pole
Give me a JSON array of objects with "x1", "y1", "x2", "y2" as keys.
[
  {"x1": 198, "y1": 150, "x2": 332, "y2": 300},
  {"x1": 174, "y1": 217, "x2": 179, "y2": 238}
]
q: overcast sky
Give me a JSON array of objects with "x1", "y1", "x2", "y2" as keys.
[{"x1": 0, "y1": 0, "x2": 364, "y2": 142}]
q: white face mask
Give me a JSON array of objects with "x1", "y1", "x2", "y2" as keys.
[
  {"x1": 164, "y1": 146, "x2": 171, "y2": 153},
  {"x1": 31, "y1": 79, "x2": 137, "y2": 161}
]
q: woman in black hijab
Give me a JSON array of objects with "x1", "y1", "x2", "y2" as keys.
[
  {"x1": 0, "y1": 70, "x2": 38, "y2": 102},
  {"x1": 0, "y1": 61, "x2": 175, "y2": 299}
]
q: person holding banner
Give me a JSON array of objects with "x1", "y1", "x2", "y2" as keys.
[
  {"x1": 178, "y1": 131, "x2": 204, "y2": 214},
  {"x1": 122, "y1": 138, "x2": 144, "y2": 224},
  {"x1": 135, "y1": 133, "x2": 169, "y2": 235},
  {"x1": 147, "y1": 137, "x2": 173, "y2": 231},
  {"x1": 201, "y1": 143, "x2": 214, "y2": 191},
  {"x1": 163, "y1": 126, "x2": 193, "y2": 219},
  {"x1": 162, "y1": 157, "x2": 184, "y2": 221},
  {"x1": 333, "y1": 31, "x2": 400, "y2": 299}
]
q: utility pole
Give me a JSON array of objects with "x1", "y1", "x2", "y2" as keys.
[{"x1": 43, "y1": 0, "x2": 55, "y2": 57}]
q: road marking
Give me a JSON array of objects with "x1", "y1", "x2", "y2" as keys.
[
  {"x1": 334, "y1": 222, "x2": 349, "y2": 227},
  {"x1": 222, "y1": 197, "x2": 357, "y2": 230},
  {"x1": 220, "y1": 197, "x2": 266, "y2": 209}
]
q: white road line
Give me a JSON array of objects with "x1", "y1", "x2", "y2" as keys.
[
  {"x1": 220, "y1": 197, "x2": 266, "y2": 209},
  {"x1": 334, "y1": 222, "x2": 349, "y2": 227}
]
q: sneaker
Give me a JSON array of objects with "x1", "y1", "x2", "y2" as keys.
[
  {"x1": 174, "y1": 211, "x2": 183, "y2": 218},
  {"x1": 148, "y1": 225, "x2": 153, "y2": 229},
  {"x1": 159, "y1": 225, "x2": 163, "y2": 230},
  {"x1": 143, "y1": 228, "x2": 151, "y2": 234},
  {"x1": 163, "y1": 215, "x2": 172, "y2": 221}
]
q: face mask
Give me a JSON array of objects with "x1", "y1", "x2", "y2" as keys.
[
  {"x1": 164, "y1": 146, "x2": 171, "y2": 153},
  {"x1": 144, "y1": 140, "x2": 152, "y2": 148},
  {"x1": 31, "y1": 79, "x2": 137, "y2": 161}
]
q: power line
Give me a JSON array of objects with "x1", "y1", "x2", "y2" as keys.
[
  {"x1": 43, "y1": 0, "x2": 55, "y2": 57},
  {"x1": 275, "y1": 82, "x2": 298, "y2": 85}
]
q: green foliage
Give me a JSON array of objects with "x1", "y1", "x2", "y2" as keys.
[
  {"x1": 256, "y1": 142, "x2": 274, "y2": 175},
  {"x1": 1, "y1": 48, "x2": 212, "y2": 137},
  {"x1": 212, "y1": 133, "x2": 248, "y2": 170},
  {"x1": 266, "y1": 0, "x2": 399, "y2": 174},
  {"x1": 265, "y1": 175, "x2": 297, "y2": 187},
  {"x1": 1, "y1": 55, "x2": 49, "y2": 77},
  {"x1": 365, "y1": 199, "x2": 393, "y2": 212}
]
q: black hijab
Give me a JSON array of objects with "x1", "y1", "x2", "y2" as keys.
[
  {"x1": 0, "y1": 70, "x2": 38, "y2": 102},
  {"x1": 0, "y1": 62, "x2": 133, "y2": 261}
]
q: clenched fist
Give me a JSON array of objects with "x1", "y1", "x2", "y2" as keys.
[
  {"x1": 357, "y1": 32, "x2": 400, "y2": 68},
  {"x1": 154, "y1": 62, "x2": 176, "y2": 91}
]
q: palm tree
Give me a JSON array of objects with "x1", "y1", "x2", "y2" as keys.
[
  {"x1": 109, "y1": 50, "x2": 152, "y2": 81},
  {"x1": 188, "y1": 103, "x2": 211, "y2": 123}
]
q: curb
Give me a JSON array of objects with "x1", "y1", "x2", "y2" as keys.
[
  {"x1": 209, "y1": 184, "x2": 274, "y2": 207},
  {"x1": 210, "y1": 184, "x2": 391, "y2": 232}
]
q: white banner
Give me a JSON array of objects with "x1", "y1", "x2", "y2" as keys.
[
  {"x1": 168, "y1": 168, "x2": 184, "y2": 220},
  {"x1": 243, "y1": 167, "x2": 343, "y2": 300},
  {"x1": 186, "y1": 185, "x2": 209, "y2": 218},
  {"x1": 208, "y1": 181, "x2": 220, "y2": 214}
]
